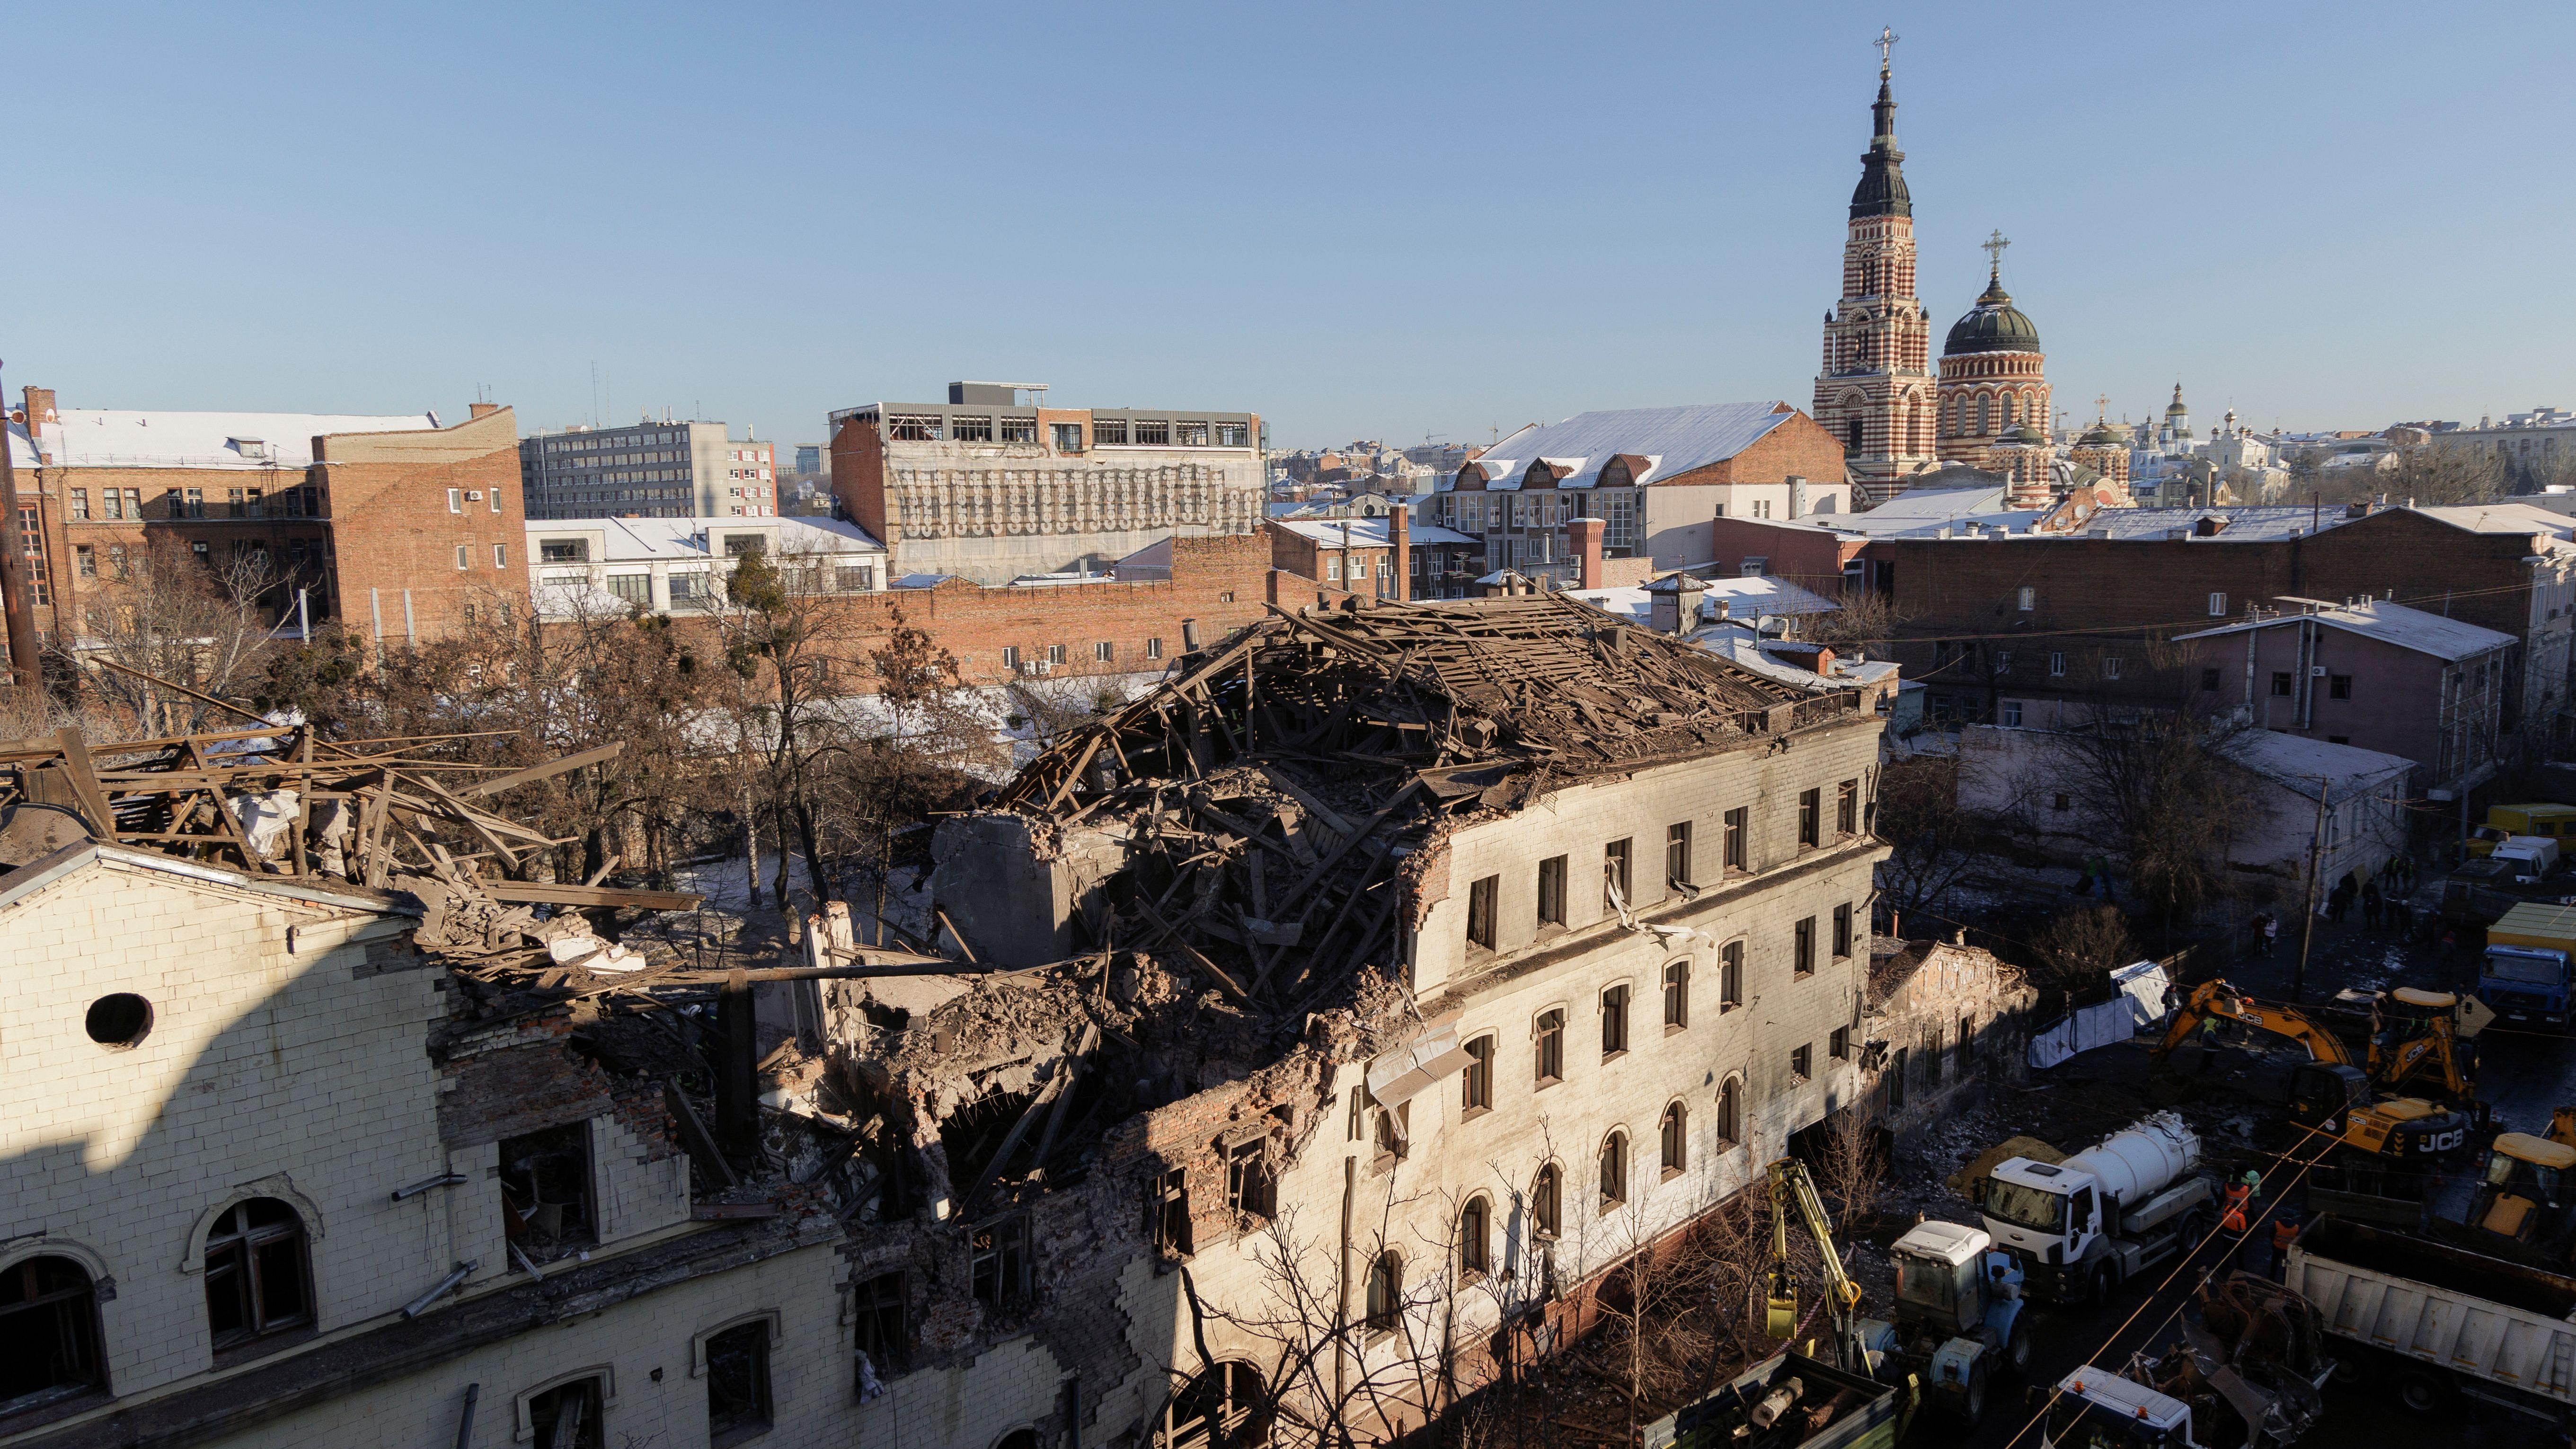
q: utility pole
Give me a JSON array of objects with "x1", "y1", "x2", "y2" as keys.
[
  {"x1": 2294, "y1": 775, "x2": 2329, "y2": 1003},
  {"x1": 0, "y1": 358, "x2": 40, "y2": 688}
]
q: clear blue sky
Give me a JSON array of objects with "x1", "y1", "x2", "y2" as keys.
[{"x1": 9, "y1": 2, "x2": 2563, "y2": 450}]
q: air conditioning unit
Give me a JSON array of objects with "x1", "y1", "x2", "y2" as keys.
[
  {"x1": 2311, "y1": 666, "x2": 2328, "y2": 677},
  {"x1": 466, "y1": 490, "x2": 484, "y2": 501},
  {"x1": 1017, "y1": 660, "x2": 1051, "y2": 678}
]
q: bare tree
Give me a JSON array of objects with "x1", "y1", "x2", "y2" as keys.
[
  {"x1": 1812, "y1": 1097, "x2": 1886, "y2": 1234},
  {"x1": 2032, "y1": 904, "x2": 2141, "y2": 993},
  {"x1": 69, "y1": 536, "x2": 285, "y2": 736},
  {"x1": 1874, "y1": 755, "x2": 1983, "y2": 927},
  {"x1": 2047, "y1": 703, "x2": 2248, "y2": 937},
  {"x1": 1797, "y1": 587, "x2": 1907, "y2": 655}
]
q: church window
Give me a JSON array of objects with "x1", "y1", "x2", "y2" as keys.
[
  {"x1": 2003, "y1": 394, "x2": 2018, "y2": 426},
  {"x1": 1976, "y1": 396, "x2": 1992, "y2": 434},
  {"x1": 1846, "y1": 418, "x2": 1864, "y2": 455}
]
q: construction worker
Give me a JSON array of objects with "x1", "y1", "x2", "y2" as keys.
[
  {"x1": 2221, "y1": 1174, "x2": 2254, "y2": 1267},
  {"x1": 2270, "y1": 1208, "x2": 2303, "y2": 1282}
]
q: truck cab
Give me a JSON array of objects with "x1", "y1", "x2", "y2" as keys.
[
  {"x1": 2467, "y1": 1132, "x2": 2576, "y2": 1255},
  {"x1": 2040, "y1": 1369, "x2": 2203, "y2": 1449},
  {"x1": 1875, "y1": 1220, "x2": 2029, "y2": 1423},
  {"x1": 2482, "y1": 903, "x2": 2576, "y2": 1027}
]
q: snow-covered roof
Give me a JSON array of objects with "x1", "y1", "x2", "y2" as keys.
[
  {"x1": 2415, "y1": 503, "x2": 2576, "y2": 547},
  {"x1": 1563, "y1": 574, "x2": 1842, "y2": 627},
  {"x1": 2173, "y1": 598, "x2": 2513, "y2": 662},
  {"x1": 1269, "y1": 518, "x2": 1476, "y2": 548},
  {"x1": 24, "y1": 407, "x2": 440, "y2": 469},
  {"x1": 1441, "y1": 401, "x2": 1798, "y2": 492},
  {"x1": 524, "y1": 515, "x2": 885, "y2": 563},
  {"x1": 2218, "y1": 730, "x2": 2416, "y2": 800}
]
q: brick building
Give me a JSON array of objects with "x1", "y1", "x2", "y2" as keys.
[
  {"x1": 826, "y1": 383, "x2": 1261, "y2": 585},
  {"x1": 7, "y1": 386, "x2": 524, "y2": 648},
  {"x1": 1420, "y1": 402, "x2": 1848, "y2": 589},
  {"x1": 1863, "y1": 503, "x2": 2576, "y2": 743},
  {"x1": 2173, "y1": 598, "x2": 2515, "y2": 794}
]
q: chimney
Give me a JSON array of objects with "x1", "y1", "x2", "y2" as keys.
[
  {"x1": 1568, "y1": 516, "x2": 1606, "y2": 591},
  {"x1": 21, "y1": 387, "x2": 53, "y2": 439},
  {"x1": 1788, "y1": 474, "x2": 1810, "y2": 518},
  {"x1": 468, "y1": 401, "x2": 500, "y2": 420},
  {"x1": 1390, "y1": 505, "x2": 1410, "y2": 602}
]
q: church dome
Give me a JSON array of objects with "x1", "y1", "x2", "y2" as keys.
[
  {"x1": 2078, "y1": 419, "x2": 2123, "y2": 447},
  {"x1": 1997, "y1": 422, "x2": 2050, "y2": 447},
  {"x1": 1943, "y1": 277, "x2": 2042, "y2": 356},
  {"x1": 2164, "y1": 384, "x2": 2188, "y2": 418}
]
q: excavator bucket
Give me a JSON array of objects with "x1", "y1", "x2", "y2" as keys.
[{"x1": 1766, "y1": 1267, "x2": 1799, "y2": 1340}]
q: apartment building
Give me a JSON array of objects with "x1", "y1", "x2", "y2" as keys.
[
  {"x1": 519, "y1": 420, "x2": 775, "y2": 521},
  {"x1": 827, "y1": 382, "x2": 1262, "y2": 584},
  {"x1": 526, "y1": 514, "x2": 887, "y2": 617},
  {"x1": 8, "y1": 386, "x2": 524, "y2": 647}
]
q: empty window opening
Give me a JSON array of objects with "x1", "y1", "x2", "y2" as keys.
[
  {"x1": 1660, "y1": 1103, "x2": 1688, "y2": 1178},
  {"x1": 84, "y1": 993, "x2": 151, "y2": 1048},
  {"x1": 1794, "y1": 917, "x2": 1817, "y2": 977},
  {"x1": 1797, "y1": 789, "x2": 1821, "y2": 849},
  {"x1": 1159, "y1": 1361, "x2": 1264, "y2": 1449},
  {"x1": 970, "y1": 1217, "x2": 1032, "y2": 1308},
  {"x1": 705, "y1": 1320, "x2": 773, "y2": 1448},
  {"x1": 1458, "y1": 1197, "x2": 1490, "y2": 1278},
  {"x1": 1603, "y1": 838, "x2": 1633, "y2": 910},
  {"x1": 527, "y1": 1376, "x2": 605, "y2": 1449},
  {"x1": 1461, "y1": 1035, "x2": 1494, "y2": 1113},
  {"x1": 1716, "y1": 1078, "x2": 1742, "y2": 1145},
  {"x1": 1226, "y1": 1140, "x2": 1276, "y2": 1218},
  {"x1": 1531, "y1": 1164, "x2": 1563, "y2": 1239},
  {"x1": 1534, "y1": 1009, "x2": 1564, "y2": 1086},
  {"x1": 1466, "y1": 875, "x2": 1499, "y2": 951},
  {"x1": 1663, "y1": 960, "x2": 1689, "y2": 1030},
  {"x1": 1150, "y1": 1169, "x2": 1192, "y2": 1258},
  {"x1": 1598, "y1": 1131, "x2": 1629, "y2": 1209},
  {"x1": 1600, "y1": 984, "x2": 1629, "y2": 1058},
  {"x1": 1719, "y1": 942, "x2": 1744, "y2": 1011},
  {"x1": 852, "y1": 1271, "x2": 908, "y2": 1378},
  {"x1": 1364, "y1": 1252, "x2": 1402, "y2": 1334},
  {"x1": 1791, "y1": 1043, "x2": 1813, "y2": 1083},
  {"x1": 1535, "y1": 855, "x2": 1567, "y2": 927},
  {"x1": 1724, "y1": 807, "x2": 1748, "y2": 872},
  {"x1": 500, "y1": 1122, "x2": 596, "y2": 1257},
  {"x1": 1666, "y1": 821, "x2": 1692, "y2": 889},
  {"x1": 0, "y1": 1255, "x2": 106, "y2": 1416}
]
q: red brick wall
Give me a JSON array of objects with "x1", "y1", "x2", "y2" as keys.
[
  {"x1": 828, "y1": 417, "x2": 889, "y2": 544},
  {"x1": 1266, "y1": 522, "x2": 1391, "y2": 595},
  {"x1": 1708, "y1": 518, "x2": 1863, "y2": 593},
  {"x1": 1660, "y1": 408, "x2": 1847, "y2": 487},
  {"x1": 316, "y1": 408, "x2": 527, "y2": 643},
  {"x1": 631, "y1": 531, "x2": 1276, "y2": 690}
]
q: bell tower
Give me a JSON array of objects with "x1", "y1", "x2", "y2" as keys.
[{"x1": 1813, "y1": 29, "x2": 1937, "y2": 510}]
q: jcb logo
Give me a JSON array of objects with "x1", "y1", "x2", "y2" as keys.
[{"x1": 2417, "y1": 1129, "x2": 2466, "y2": 1154}]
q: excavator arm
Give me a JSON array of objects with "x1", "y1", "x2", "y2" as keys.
[
  {"x1": 2153, "y1": 980, "x2": 2357, "y2": 1066},
  {"x1": 1766, "y1": 1159, "x2": 1867, "y2": 1372}
]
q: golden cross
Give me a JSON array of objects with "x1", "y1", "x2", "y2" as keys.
[{"x1": 1877, "y1": 27, "x2": 1899, "y2": 76}]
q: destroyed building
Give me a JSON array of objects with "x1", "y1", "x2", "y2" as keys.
[
  {"x1": 1860, "y1": 936, "x2": 2037, "y2": 1154},
  {"x1": 817, "y1": 593, "x2": 1894, "y2": 1445},
  {"x1": 0, "y1": 591, "x2": 1894, "y2": 1449}
]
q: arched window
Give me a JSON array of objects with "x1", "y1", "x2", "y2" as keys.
[
  {"x1": 1459, "y1": 1197, "x2": 1490, "y2": 1278},
  {"x1": 1716, "y1": 1077, "x2": 1742, "y2": 1147},
  {"x1": 1365, "y1": 1252, "x2": 1403, "y2": 1332},
  {"x1": 1950, "y1": 395, "x2": 1966, "y2": 434},
  {"x1": 0, "y1": 1255, "x2": 106, "y2": 1414},
  {"x1": 1598, "y1": 1131, "x2": 1629, "y2": 1210},
  {"x1": 1158, "y1": 1361, "x2": 1265, "y2": 1449},
  {"x1": 1976, "y1": 395, "x2": 1992, "y2": 435},
  {"x1": 1661, "y1": 1103, "x2": 1688, "y2": 1178},
  {"x1": 1846, "y1": 417, "x2": 1864, "y2": 455},
  {"x1": 204, "y1": 1198, "x2": 312, "y2": 1349},
  {"x1": 1531, "y1": 1164, "x2": 1562, "y2": 1240},
  {"x1": 2003, "y1": 394, "x2": 2018, "y2": 426}
]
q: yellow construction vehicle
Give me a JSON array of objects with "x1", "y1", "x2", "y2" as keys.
[
  {"x1": 2445, "y1": 1109, "x2": 2576, "y2": 1264},
  {"x1": 2158, "y1": 979, "x2": 2481, "y2": 1105},
  {"x1": 1764, "y1": 1158, "x2": 1868, "y2": 1372}
]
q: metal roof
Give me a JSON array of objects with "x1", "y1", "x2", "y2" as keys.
[
  {"x1": 1441, "y1": 402, "x2": 1797, "y2": 492},
  {"x1": 524, "y1": 515, "x2": 885, "y2": 562},
  {"x1": 2173, "y1": 598, "x2": 2514, "y2": 662},
  {"x1": 22, "y1": 407, "x2": 440, "y2": 470},
  {"x1": 1270, "y1": 518, "x2": 1475, "y2": 548}
]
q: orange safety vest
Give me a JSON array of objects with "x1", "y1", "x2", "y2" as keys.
[
  {"x1": 2272, "y1": 1217, "x2": 2300, "y2": 1250},
  {"x1": 2221, "y1": 1184, "x2": 2251, "y2": 1234}
]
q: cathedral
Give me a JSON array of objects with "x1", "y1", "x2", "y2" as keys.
[{"x1": 1813, "y1": 39, "x2": 2053, "y2": 508}]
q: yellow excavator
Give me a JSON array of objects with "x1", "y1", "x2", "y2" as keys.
[
  {"x1": 2453, "y1": 1108, "x2": 2576, "y2": 1263},
  {"x1": 2156, "y1": 979, "x2": 2480, "y2": 1104},
  {"x1": 1764, "y1": 1158, "x2": 1868, "y2": 1370}
]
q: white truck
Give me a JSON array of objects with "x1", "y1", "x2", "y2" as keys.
[
  {"x1": 2494, "y1": 834, "x2": 2562, "y2": 884},
  {"x1": 1981, "y1": 1112, "x2": 2214, "y2": 1305},
  {"x1": 2286, "y1": 1214, "x2": 2576, "y2": 1429}
]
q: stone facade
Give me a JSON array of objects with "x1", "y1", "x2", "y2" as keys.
[
  {"x1": 1860, "y1": 938, "x2": 2036, "y2": 1153},
  {"x1": 829, "y1": 401, "x2": 1263, "y2": 585},
  {"x1": 1812, "y1": 62, "x2": 1938, "y2": 507},
  {"x1": 0, "y1": 846, "x2": 840, "y2": 1449}
]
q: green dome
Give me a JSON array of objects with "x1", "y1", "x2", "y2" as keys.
[
  {"x1": 2078, "y1": 420, "x2": 2123, "y2": 447},
  {"x1": 1943, "y1": 277, "x2": 2043, "y2": 356},
  {"x1": 1998, "y1": 422, "x2": 2049, "y2": 446}
]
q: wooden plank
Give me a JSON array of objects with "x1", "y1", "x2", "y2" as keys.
[
  {"x1": 52, "y1": 729, "x2": 120, "y2": 840},
  {"x1": 1129, "y1": 893, "x2": 1251, "y2": 1002},
  {"x1": 459, "y1": 742, "x2": 624, "y2": 798},
  {"x1": 481, "y1": 880, "x2": 704, "y2": 910}
]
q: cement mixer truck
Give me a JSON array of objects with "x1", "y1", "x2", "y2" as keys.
[{"x1": 1980, "y1": 1112, "x2": 2215, "y2": 1304}]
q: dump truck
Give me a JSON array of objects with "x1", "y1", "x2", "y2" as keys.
[
  {"x1": 1647, "y1": 1349, "x2": 1912, "y2": 1449},
  {"x1": 2285, "y1": 1215, "x2": 2576, "y2": 1429},
  {"x1": 2483, "y1": 901, "x2": 2576, "y2": 1027},
  {"x1": 2038, "y1": 1275, "x2": 2333, "y2": 1448},
  {"x1": 1982, "y1": 1112, "x2": 2213, "y2": 1304}
]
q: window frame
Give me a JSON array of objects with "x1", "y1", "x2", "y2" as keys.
[
  {"x1": 1665, "y1": 821, "x2": 1692, "y2": 889},
  {"x1": 1466, "y1": 874, "x2": 1500, "y2": 952},
  {"x1": 1715, "y1": 1076, "x2": 1742, "y2": 1146},
  {"x1": 1660, "y1": 1101, "x2": 1688, "y2": 1180},
  {"x1": 0, "y1": 1254, "x2": 108, "y2": 1419},
  {"x1": 1597, "y1": 1129, "x2": 1629, "y2": 1211},
  {"x1": 1797, "y1": 789, "x2": 1821, "y2": 850},
  {"x1": 1723, "y1": 807, "x2": 1748, "y2": 873},
  {"x1": 1602, "y1": 838, "x2": 1633, "y2": 912},
  {"x1": 1531, "y1": 1163, "x2": 1563, "y2": 1239},
  {"x1": 1793, "y1": 916, "x2": 1816, "y2": 977},
  {"x1": 1457, "y1": 1196, "x2": 1491, "y2": 1280},
  {"x1": 202, "y1": 1198, "x2": 314, "y2": 1353},
  {"x1": 969, "y1": 1215, "x2": 1033, "y2": 1309},
  {"x1": 1600, "y1": 983, "x2": 1630, "y2": 1059},
  {"x1": 1662, "y1": 960, "x2": 1689, "y2": 1032},
  {"x1": 1719, "y1": 940, "x2": 1744, "y2": 1012},
  {"x1": 1535, "y1": 855, "x2": 1567, "y2": 928},
  {"x1": 1461, "y1": 1034, "x2": 1494, "y2": 1115},
  {"x1": 1533, "y1": 1007, "x2": 1565, "y2": 1087},
  {"x1": 699, "y1": 1315, "x2": 777, "y2": 1448}
]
